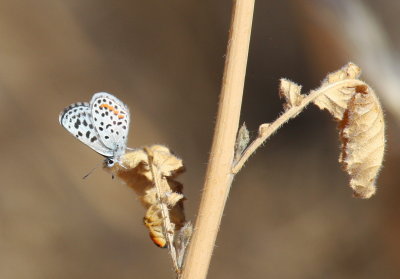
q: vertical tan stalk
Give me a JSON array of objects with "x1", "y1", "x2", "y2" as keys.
[{"x1": 180, "y1": 1, "x2": 255, "y2": 278}]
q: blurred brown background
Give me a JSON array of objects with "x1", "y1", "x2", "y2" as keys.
[{"x1": 0, "y1": 0, "x2": 399, "y2": 278}]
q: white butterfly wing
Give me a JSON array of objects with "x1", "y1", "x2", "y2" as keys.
[
  {"x1": 89, "y1": 92, "x2": 130, "y2": 156},
  {"x1": 59, "y1": 102, "x2": 113, "y2": 157}
]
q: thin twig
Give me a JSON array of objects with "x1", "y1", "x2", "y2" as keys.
[
  {"x1": 232, "y1": 79, "x2": 367, "y2": 174},
  {"x1": 179, "y1": 1, "x2": 255, "y2": 278},
  {"x1": 146, "y1": 148, "x2": 180, "y2": 274}
]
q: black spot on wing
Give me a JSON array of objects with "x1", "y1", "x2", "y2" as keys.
[{"x1": 74, "y1": 119, "x2": 81, "y2": 129}]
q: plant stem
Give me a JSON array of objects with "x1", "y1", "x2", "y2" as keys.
[
  {"x1": 179, "y1": 1, "x2": 255, "y2": 278},
  {"x1": 232, "y1": 79, "x2": 367, "y2": 174},
  {"x1": 146, "y1": 148, "x2": 180, "y2": 274}
]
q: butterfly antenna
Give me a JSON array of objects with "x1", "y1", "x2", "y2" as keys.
[{"x1": 82, "y1": 163, "x2": 101, "y2": 179}]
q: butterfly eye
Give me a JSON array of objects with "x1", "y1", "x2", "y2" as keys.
[{"x1": 106, "y1": 158, "x2": 115, "y2": 167}]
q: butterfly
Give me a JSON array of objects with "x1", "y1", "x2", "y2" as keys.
[{"x1": 59, "y1": 92, "x2": 130, "y2": 167}]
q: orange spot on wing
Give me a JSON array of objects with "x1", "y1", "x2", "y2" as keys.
[{"x1": 100, "y1": 104, "x2": 125, "y2": 118}]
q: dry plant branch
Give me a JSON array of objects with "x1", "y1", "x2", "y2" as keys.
[
  {"x1": 232, "y1": 79, "x2": 366, "y2": 173},
  {"x1": 233, "y1": 62, "x2": 385, "y2": 198},
  {"x1": 105, "y1": 145, "x2": 188, "y2": 276},
  {"x1": 180, "y1": 0, "x2": 255, "y2": 278},
  {"x1": 145, "y1": 147, "x2": 180, "y2": 274}
]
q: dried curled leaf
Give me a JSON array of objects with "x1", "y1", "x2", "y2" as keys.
[
  {"x1": 117, "y1": 145, "x2": 184, "y2": 180},
  {"x1": 325, "y1": 62, "x2": 361, "y2": 83},
  {"x1": 164, "y1": 192, "x2": 185, "y2": 207},
  {"x1": 142, "y1": 188, "x2": 184, "y2": 208},
  {"x1": 175, "y1": 222, "x2": 193, "y2": 269},
  {"x1": 258, "y1": 123, "x2": 270, "y2": 136},
  {"x1": 338, "y1": 86, "x2": 385, "y2": 198},
  {"x1": 314, "y1": 63, "x2": 362, "y2": 119},
  {"x1": 234, "y1": 122, "x2": 250, "y2": 161},
  {"x1": 105, "y1": 144, "x2": 186, "y2": 247},
  {"x1": 279, "y1": 78, "x2": 304, "y2": 111},
  {"x1": 313, "y1": 63, "x2": 385, "y2": 198}
]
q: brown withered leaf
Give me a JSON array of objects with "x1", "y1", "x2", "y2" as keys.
[
  {"x1": 115, "y1": 145, "x2": 184, "y2": 181},
  {"x1": 324, "y1": 62, "x2": 361, "y2": 83},
  {"x1": 105, "y1": 144, "x2": 186, "y2": 247},
  {"x1": 339, "y1": 85, "x2": 385, "y2": 198},
  {"x1": 117, "y1": 148, "x2": 148, "y2": 170},
  {"x1": 314, "y1": 63, "x2": 362, "y2": 119},
  {"x1": 279, "y1": 78, "x2": 304, "y2": 111},
  {"x1": 163, "y1": 192, "x2": 185, "y2": 207},
  {"x1": 313, "y1": 63, "x2": 385, "y2": 198},
  {"x1": 145, "y1": 145, "x2": 185, "y2": 178}
]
